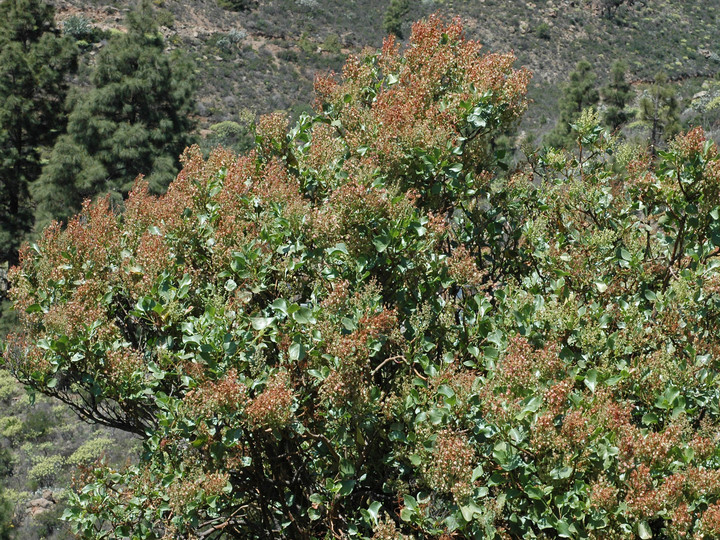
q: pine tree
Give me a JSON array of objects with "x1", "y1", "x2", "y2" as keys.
[
  {"x1": 601, "y1": 60, "x2": 634, "y2": 131},
  {"x1": 383, "y1": 0, "x2": 411, "y2": 39},
  {"x1": 546, "y1": 60, "x2": 599, "y2": 148},
  {"x1": 35, "y1": 0, "x2": 195, "y2": 228},
  {"x1": 0, "y1": 0, "x2": 77, "y2": 265},
  {"x1": 639, "y1": 72, "x2": 680, "y2": 156}
]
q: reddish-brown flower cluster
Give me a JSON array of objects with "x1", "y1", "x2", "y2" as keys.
[
  {"x1": 618, "y1": 419, "x2": 684, "y2": 472},
  {"x1": 484, "y1": 336, "x2": 563, "y2": 402},
  {"x1": 320, "y1": 279, "x2": 351, "y2": 311},
  {"x1": 167, "y1": 469, "x2": 229, "y2": 517},
  {"x1": 251, "y1": 158, "x2": 305, "y2": 214},
  {"x1": 670, "y1": 126, "x2": 710, "y2": 159},
  {"x1": 256, "y1": 112, "x2": 289, "y2": 155},
  {"x1": 301, "y1": 122, "x2": 346, "y2": 177},
  {"x1": 698, "y1": 502, "x2": 720, "y2": 537},
  {"x1": 326, "y1": 309, "x2": 397, "y2": 365},
  {"x1": 312, "y1": 15, "x2": 528, "y2": 203},
  {"x1": 445, "y1": 245, "x2": 487, "y2": 288},
  {"x1": 184, "y1": 369, "x2": 248, "y2": 419},
  {"x1": 588, "y1": 476, "x2": 618, "y2": 512},
  {"x1": 2, "y1": 334, "x2": 49, "y2": 377},
  {"x1": 104, "y1": 347, "x2": 144, "y2": 386},
  {"x1": 311, "y1": 180, "x2": 397, "y2": 256},
  {"x1": 429, "y1": 363, "x2": 479, "y2": 415},
  {"x1": 43, "y1": 279, "x2": 111, "y2": 339},
  {"x1": 542, "y1": 379, "x2": 573, "y2": 415},
  {"x1": 322, "y1": 308, "x2": 398, "y2": 407},
  {"x1": 426, "y1": 429, "x2": 475, "y2": 500},
  {"x1": 245, "y1": 371, "x2": 294, "y2": 429}
]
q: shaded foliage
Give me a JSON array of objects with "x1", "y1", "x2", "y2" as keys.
[
  {"x1": 601, "y1": 60, "x2": 634, "y2": 131},
  {"x1": 382, "y1": 0, "x2": 411, "y2": 39},
  {"x1": 546, "y1": 59, "x2": 599, "y2": 148},
  {"x1": 639, "y1": 71, "x2": 681, "y2": 156},
  {"x1": 34, "y1": 0, "x2": 195, "y2": 229},
  {"x1": 0, "y1": 0, "x2": 77, "y2": 265}
]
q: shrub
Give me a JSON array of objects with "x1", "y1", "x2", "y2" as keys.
[
  {"x1": 535, "y1": 22, "x2": 551, "y2": 39},
  {"x1": 67, "y1": 437, "x2": 114, "y2": 466},
  {"x1": 5, "y1": 14, "x2": 720, "y2": 540},
  {"x1": 27, "y1": 456, "x2": 65, "y2": 488},
  {"x1": 321, "y1": 33, "x2": 341, "y2": 53},
  {"x1": 62, "y1": 15, "x2": 93, "y2": 41}
]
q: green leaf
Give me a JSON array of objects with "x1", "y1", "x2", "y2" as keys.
[
  {"x1": 251, "y1": 317, "x2": 274, "y2": 330},
  {"x1": 339, "y1": 459, "x2": 355, "y2": 477},
  {"x1": 325, "y1": 243, "x2": 348, "y2": 257},
  {"x1": 399, "y1": 508, "x2": 413, "y2": 522},
  {"x1": 372, "y1": 234, "x2": 391, "y2": 253},
  {"x1": 338, "y1": 480, "x2": 355, "y2": 496},
  {"x1": 460, "y1": 504, "x2": 475, "y2": 522},
  {"x1": 642, "y1": 412, "x2": 659, "y2": 426},
  {"x1": 550, "y1": 466, "x2": 573, "y2": 479},
  {"x1": 271, "y1": 298, "x2": 288, "y2": 315},
  {"x1": 225, "y1": 279, "x2": 238, "y2": 292},
  {"x1": 557, "y1": 520, "x2": 574, "y2": 538},
  {"x1": 526, "y1": 485, "x2": 545, "y2": 500},
  {"x1": 655, "y1": 386, "x2": 680, "y2": 409},
  {"x1": 289, "y1": 342, "x2": 306, "y2": 362},
  {"x1": 292, "y1": 307, "x2": 316, "y2": 325},
  {"x1": 367, "y1": 501, "x2": 382, "y2": 523},
  {"x1": 515, "y1": 395, "x2": 542, "y2": 420},
  {"x1": 584, "y1": 369, "x2": 598, "y2": 393},
  {"x1": 638, "y1": 521, "x2": 652, "y2": 539},
  {"x1": 179, "y1": 274, "x2": 192, "y2": 289}
]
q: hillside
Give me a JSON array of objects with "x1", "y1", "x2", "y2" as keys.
[{"x1": 49, "y1": 0, "x2": 720, "y2": 138}]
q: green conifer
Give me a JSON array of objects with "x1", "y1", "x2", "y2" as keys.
[
  {"x1": 601, "y1": 60, "x2": 635, "y2": 131},
  {"x1": 0, "y1": 0, "x2": 77, "y2": 264},
  {"x1": 639, "y1": 72, "x2": 680, "y2": 155},
  {"x1": 383, "y1": 0, "x2": 411, "y2": 39},
  {"x1": 35, "y1": 0, "x2": 195, "y2": 228},
  {"x1": 546, "y1": 60, "x2": 599, "y2": 148}
]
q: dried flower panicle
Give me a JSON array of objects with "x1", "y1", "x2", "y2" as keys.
[{"x1": 245, "y1": 372, "x2": 294, "y2": 429}]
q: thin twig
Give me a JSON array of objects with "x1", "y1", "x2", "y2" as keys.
[{"x1": 371, "y1": 355, "x2": 406, "y2": 376}]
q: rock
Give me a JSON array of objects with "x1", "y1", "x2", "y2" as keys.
[
  {"x1": 693, "y1": 91, "x2": 708, "y2": 101},
  {"x1": 519, "y1": 21, "x2": 530, "y2": 34},
  {"x1": 26, "y1": 497, "x2": 54, "y2": 517}
]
